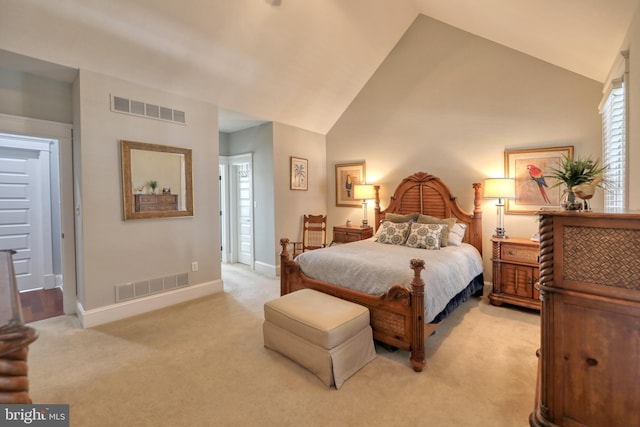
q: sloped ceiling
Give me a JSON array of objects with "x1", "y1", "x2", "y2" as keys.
[{"x1": 1, "y1": 0, "x2": 638, "y2": 134}]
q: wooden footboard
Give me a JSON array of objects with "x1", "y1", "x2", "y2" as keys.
[{"x1": 280, "y1": 238, "x2": 426, "y2": 372}]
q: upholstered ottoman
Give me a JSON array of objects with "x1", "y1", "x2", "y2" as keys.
[{"x1": 263, "y1": 289, "x2": 376, "y2": 389}]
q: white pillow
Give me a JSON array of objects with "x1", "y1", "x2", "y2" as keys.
[
  {"x1": 405, "y1": 223, "x2": 445, "y2": 250},
  {"x1": 448, "y1": 223, "x2": 467, "y2": 246},
  {"x1": 375, "y1": 221, "x2": 411, "y2": 245}
]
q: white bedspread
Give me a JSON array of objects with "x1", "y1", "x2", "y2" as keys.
[{"x1": 294, "y1": 238, "x2": 484, "y2": 323}]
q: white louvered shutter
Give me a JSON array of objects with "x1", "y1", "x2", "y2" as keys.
[{"x1": 600, "y1": 81, "x2": 625, "y2": 210}]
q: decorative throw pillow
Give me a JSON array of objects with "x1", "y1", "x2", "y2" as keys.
[
  {"x1": 384, "y1": 212, "x2": 419, "y2": 223},
  {"x1": 448, "y1": 223, "x2": 467, "y2": 246},
  {"x1": 417, "y1": 215, "x2": 456, "y2": 246},
  {"x1": 405, "y1": 223, "x2": 445, "y2": 250},
  {"x1": 375, "y1": 221, "x2": 411, "y2": 245}
]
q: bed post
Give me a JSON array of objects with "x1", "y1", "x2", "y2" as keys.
[
  {"x1": 471, "y1": 182, "x2": 483, "y2": 255},
  {"x1": 373, "y1": 185, "x2": 381, "y2": 231},
  {"x1": 409, "y1": 258, "x2": 426, "y2": 372},
  {"x1": 280, "y1": 238, "x2": 290, "y2": 296}
]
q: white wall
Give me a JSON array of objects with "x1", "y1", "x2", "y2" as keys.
[
  {"x1": 273, "y1": 122, "x2": 326, "y2": 267},
  {"x1": 224, "y1": 122, "x2": 327, "y2": 275},
  {"x1": 224, "y1": 123, "x2": 276, "y2": 274},
  {"x1": 76, "y1": 69, "x2": 220, "y2": 310},
  {"x1": 326, "y1": 15, "x2": 603, "y2": 279},
  {"x1": 0, "y1": 67, "x2": 74, "y2": 124}
]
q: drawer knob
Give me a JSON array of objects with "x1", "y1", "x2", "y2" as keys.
[
  {"x1": 508, "y1": 250, "x2": 515, "y2": 255},
  {"x1": 586, "y1": 358, "x2": 598, "y2": 366}
]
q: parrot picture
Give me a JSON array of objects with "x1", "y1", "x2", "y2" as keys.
[{"x1": 527, "y1": 164, "x2": 551, "y2": 203}]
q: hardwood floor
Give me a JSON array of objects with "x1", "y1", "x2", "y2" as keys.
[{"x1": 19, "y1": 288, "x2": 64, "y2": 323}]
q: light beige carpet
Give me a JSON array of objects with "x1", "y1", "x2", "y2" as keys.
[{"x1": 27, "y1": 264, "x2": 540, "y2": 427}]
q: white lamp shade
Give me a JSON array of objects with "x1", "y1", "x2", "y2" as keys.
[
  {"x1": 353, "y1": 184, "x2": 376, "y2": 200},
  {"x1": 484, "y1": 178, "x2": 515, "y2": 199}
]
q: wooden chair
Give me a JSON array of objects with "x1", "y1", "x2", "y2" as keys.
[{"x1": 292, "y1": 214, "x2": 327, "y2": 257}]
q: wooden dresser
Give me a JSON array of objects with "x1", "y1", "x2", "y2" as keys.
[
  {"x1": 489, "y1": 237, "x2": 540, "y2": 310},
  {"x1": 332, "y1": 225, "x2": 373, "y2": 244},
  {"x1": 134, "y1": 194, "x2": 178, "y2": 212},
  {"x1": 530, "y1": 211, "x2": 640, "y2": 427}
]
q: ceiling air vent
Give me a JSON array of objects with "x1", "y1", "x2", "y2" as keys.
[{"x1": 110, "y1": 94, "x2": 186, "y2": 125}]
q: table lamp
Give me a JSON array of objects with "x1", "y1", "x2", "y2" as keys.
[
  {"x1": 353, "y1": 184, "x2": 375, "y2": 227},
  {"x1": 484, "y1": 178, "x2": 515, "y2": 238}
]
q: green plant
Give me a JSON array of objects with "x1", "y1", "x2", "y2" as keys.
[
  {"x1": 148, "y1": 180, "x2": 158, "y2": 191},
  {"x1": 546, "y1": 155, "x2": 606, "y2": 189}
]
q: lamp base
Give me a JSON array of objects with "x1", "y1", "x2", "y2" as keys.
[{"x1": 493, "y1": 227, "x2": 508, "y2": 239}]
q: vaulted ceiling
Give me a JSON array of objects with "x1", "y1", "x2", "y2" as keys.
[{"x1": 1, "y1": 0, "x2": 638, "y2": 134}]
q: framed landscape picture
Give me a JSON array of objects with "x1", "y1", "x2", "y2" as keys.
[
  {"x1": 505, "y1": 146, "x2": 574, "y2": 214},
  {"x1": 335, "y1": 162, "x2": 365, "y2": 207},
  {"x1": 290, "y1": 157, "x2": 308, "y2": 191}
]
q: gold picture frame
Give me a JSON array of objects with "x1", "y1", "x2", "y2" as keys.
[
  {"x1": 121, "y1": 140, "x2": 194, "y2": 220},
  {"x1": 505, "y1": 146, "x2": 574, "y2": 214},
  {"x1": 335, "y1": 162, "x2": 365, "y2": 207}
]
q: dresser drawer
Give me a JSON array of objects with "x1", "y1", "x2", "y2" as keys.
[{"x1": 501, "y1": 244, "x2": 538, "y2": 264}]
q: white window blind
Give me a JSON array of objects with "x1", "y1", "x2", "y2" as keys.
[{"x1": 600, "y1": 80, "x2": 625, "y2": 210}]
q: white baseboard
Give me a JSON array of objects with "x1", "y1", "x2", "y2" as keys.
[
  {"x1": 76, "y1": 279, "x2": 223, "y2": 328},
  {"x1": 254, "y1": 261, "x2": 276, "y2": 278},
  {"x1": 43, "y1": 274, "x2": 56, "y2": 289}
]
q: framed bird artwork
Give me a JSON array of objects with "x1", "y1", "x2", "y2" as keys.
[
  {"x1": 335, "y1": 162, "x2": 366, "y2": 207},
  {"x1": 504, "y1": 146, "x2": 574, "y2": 214}
]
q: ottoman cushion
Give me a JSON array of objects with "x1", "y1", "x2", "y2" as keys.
[{"x1": 264, "y1": 289, "x2": 370, "y2": 349}]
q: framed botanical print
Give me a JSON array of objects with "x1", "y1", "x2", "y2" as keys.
[
  {"x1": 505, "y1": 146, "x2": 574, "y2": 214},
  {"x1": 290, "y1": 157, "x2": 308, "y2": 191},
  {"x1": 335, "y1": 162, "x2": 365, "y2": 207}
]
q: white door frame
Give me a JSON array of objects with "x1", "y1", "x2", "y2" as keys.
[
  {"x1": 0, "y1": 113, "x2": 76, "y2": 314},
  {"x1": 218, "y1": 158, "x2": 229, "y2": 263},
  {"x1": 220, "y1": 153, "x2": 253, "y2": 266}
]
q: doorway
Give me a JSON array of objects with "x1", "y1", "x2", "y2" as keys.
[
  {"x1": 0, "y1": 114, "x2": 76, "y2": 319},
  {"x1": 219, "y1": 153, "x2": 254, "y2": 267},
  {"x1": 0, "y1": 135, "x2": 55, "y2": 292}
]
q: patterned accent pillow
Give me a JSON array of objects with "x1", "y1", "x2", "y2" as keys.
[
  {"x1": 375, "y1": 221, "x2": 411, "y2": 245},
  {"x1": 448, "y1": 223, "x2": 467, "y2": 246},
  {"x1": 405, "y1": 223, "x2": 446, "y2": 250},
  {"x1": 417, "y1": 215, "x2": 456, "y2": 246}
]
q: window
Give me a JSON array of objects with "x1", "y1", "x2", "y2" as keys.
[{"x1": 600, "y1": 80, "x2": 625, "y2": 210}]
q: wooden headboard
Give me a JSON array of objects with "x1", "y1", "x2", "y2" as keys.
[{"x1": 373, "y1": 172, "x2": 483, "y2": 255}]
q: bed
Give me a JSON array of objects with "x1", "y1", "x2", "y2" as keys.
[{"x1": 279, "y1": 171, "x2": 484, "y2": 371}]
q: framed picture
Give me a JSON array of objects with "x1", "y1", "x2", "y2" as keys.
[
  {"x1": 335, "y1": 162, "x2": 365, "y2": 207},
  {"x1": 505, "y1": 146, "x2": 574, "y2": 214},
  {"x1": 290, "y1": 157, "x2": 308, "y2": 191}
]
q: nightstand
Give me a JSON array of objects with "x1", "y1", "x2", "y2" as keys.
[
  {"x1": 489, "y1": 237, "x2": 540, "y2": 310},
  {"x1": 332, "y1": 225, "x2": 373, "y2": 244}
]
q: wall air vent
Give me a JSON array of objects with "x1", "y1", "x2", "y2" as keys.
[
  {"x1": 131, "y1": 100, "x2": 145, "y2": 115},
  {"x1": 113, "y1": 96, "x2": 130, "y2": 113},
  {"x1": 110, "y1": 94, "x2": 186, "y2": 125},
  {"x1": 115, "y1": 272, "x2": 191, "y2": 303},
  {"x1": 146, "y1": 103, "x2": 159, "y2": 118}
]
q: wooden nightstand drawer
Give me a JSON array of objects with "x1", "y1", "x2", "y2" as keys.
[
  {"x1": 489, "y1": 237, "x2": 540, "y2": 310},
  {"x1": 333, "y1": 225, "x2": 373, "y2": 244},
  {"x1": 501, "y1": 244, "x2": 538, "y2": 264}
]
